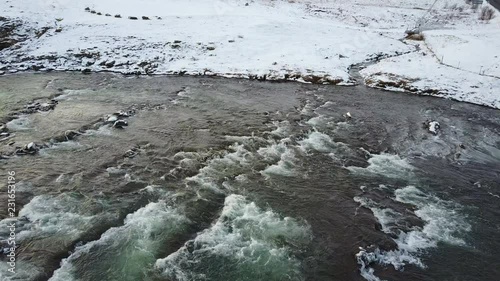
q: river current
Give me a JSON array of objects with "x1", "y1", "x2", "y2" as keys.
[{"x1": 0, "y1": 73, "x2": 499, "y2": 281}]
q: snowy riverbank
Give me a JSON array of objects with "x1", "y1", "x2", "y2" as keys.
[{"x1": 0, "y1": 0, "x2": 499, "y2": 108}]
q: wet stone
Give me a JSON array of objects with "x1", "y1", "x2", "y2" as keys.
[
  {"x1": 124, "y1": 147, "x2": 139, "y2": 158},
  {"x1": 424, "y1": 120, "x2": 440, "y2": 135},
  {"x1": 15, "y1": 142, "x2": 39, "y2": 155},
  {"x1": 113, "y1": 120, "x2": 128, "y2": 129},
  {"x1": 106, "y1": 115, "x2": 118, "y2": 123}
]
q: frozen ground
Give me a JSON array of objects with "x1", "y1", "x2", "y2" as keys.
[
  {"x1": 361, "y1": 1, "x2": 500, "y2": 109},
  {"x1": 0, "y1": 0, "x2": 499, "y2": 108}
]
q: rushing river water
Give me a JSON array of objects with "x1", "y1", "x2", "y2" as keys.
[{"x1": 0, "y1": 73, "x2": 499, "y2": 281}]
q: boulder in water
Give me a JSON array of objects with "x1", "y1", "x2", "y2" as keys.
[
  {"x1": 423, "y1": 120, "x2": 440, "y2": 135},
  {"x1": 113, "y1": 120, "x2": 128, "y2": 129},
  {"x1": 15, "y1": 142, "x2": 39, "y2": 155}
]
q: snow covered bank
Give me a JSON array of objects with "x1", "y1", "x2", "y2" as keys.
[
  {"x1": 360, "y1": 2, "x2": 500, "y2": 109},
  {"x1": 0, "y1": 0, "x2": 413, "y2": 84},
  {"x1": 361, "y1": 47, "x2": 500, "y2": 109},
  {"x1": 0, "y1": 0, "x2": 498, "y2": 108}
]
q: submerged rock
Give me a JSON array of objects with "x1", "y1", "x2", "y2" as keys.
[
  {"x1": 15, "y1": 142, "x2": 39, "y2": 155},
  {"x1": 106, "y1": 110, "x2": 132, "y2": 128},
  {"x1": 124, "y1": 147, "x2": 139, "y2": 158},
  {"x1": 26, "y1": 142, "x2": 36, "y2": 150},
  {"x1": 115, "y1": 110, "x2": 130, "y2": 117},
  {"x1": 106, "y1": 115, "x2": 118, "y2": 123},
  {"x1": 23, "y1": 99, "x2": 57, "y2": 113},
  {"x1": 113, "y1": 120, "x2": 128, "y2": 129},
  {"x1": 106, "y1": 167, "x2": 126, "y2": 177}
]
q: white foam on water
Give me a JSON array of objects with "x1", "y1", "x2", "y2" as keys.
[
  {"x1": 300, "y1": 99, "x2": 315, "y2": 115},
  {"x1": 235, "y1": 174, "x2": 248, "y2": 182},
  {"x1": 0, "y1": 194, "x2": 115, "y2": 280},
  {"x1": 297, "y1": 131, "x2": 337, "y2": 153},
  {"x1": 39, "y1": 141, "x2": 84, "y2": 156},
  {"x1": 172, "y1": 151, "x2": 208, "y2": 168},
  {"x1": 224, "y1": 134, "x2": 266, "y2": 143},
  {"x1": 177, "y1": 88, "x2": 190, "y2": 97},
  {"x1": 186, "y1": 143, "x2": 258, "y2": 191},
  {"x1": 316, "y1": 101, "x2": 334, "y2": 110},
  {"x1": 106, "y1": 166, "x2": 126, "y2": 176},
  {"x1": 50, "y1": 200, "x2": 189, "y2": 281},
  {"x1": 257, "y1": 139, "x2": 290, "y2": 160},
  {"x1": 0, "y1": 259, "x2": 43, "y2": 281},
  {"x1": 356, "y1": 248, "x2": 381, "y2": 281},
  {"x1": 353, "y1": 196, "x2": 400, "y2": 234},
  {"x1": 0, "y1": 194, "x2": 101, "y2": 243},
  {"x1": 306, "y1": 115, "x2": 331, "y2": 128},
  {"x1": 170, "y1": 151, "x2": 208, "y2": 175},
  {"x1": 355, "y1": 186, "x2": 471, "y2": 280},
  {"x1": 257, "y1": 139, "x2": 298, "y2": 177},
  {"x1": 155, "y1": 194, "x2": 311, "y2": 281},
  {"x1": 54, "y1": 89, "x2": 92, "y2": 101},
  {"x1": 173, "y1": 151, "x2": 203, "y2": 161},
  {"x1": 12, "y1": 181, "x2": 33, "y2": 192},
  {"x1": 394, "y1": 186, "x2": 471, "y2": 248},
  {"x1": 356, "y1": 247, "x2": 423, "y2": 281},
  {"x1": 347, "y1": 153, "x2": 414, "y2": 179},
  {"x1": 260, "y1": 146, "x2": 297, "y2": 178},
  {"x1": 84, "y1": 125, "x2": 113, "y2": 136},
  {"x1": 186, "y1": 128, "x2": 341, "y2": 187},
  {"x1": 268, "y1": 120, "x2": 291, "y2": 138},
  {"x1": 6, "y1": 115, "x2": 32, "y2": 131},
  {"x1": 306, "y1": 116, "x2": 321, "y2": 127}
]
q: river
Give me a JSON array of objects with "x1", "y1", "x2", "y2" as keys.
[{"x1": 0, "y1": 72, "x2": 499, "y2": 281}]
